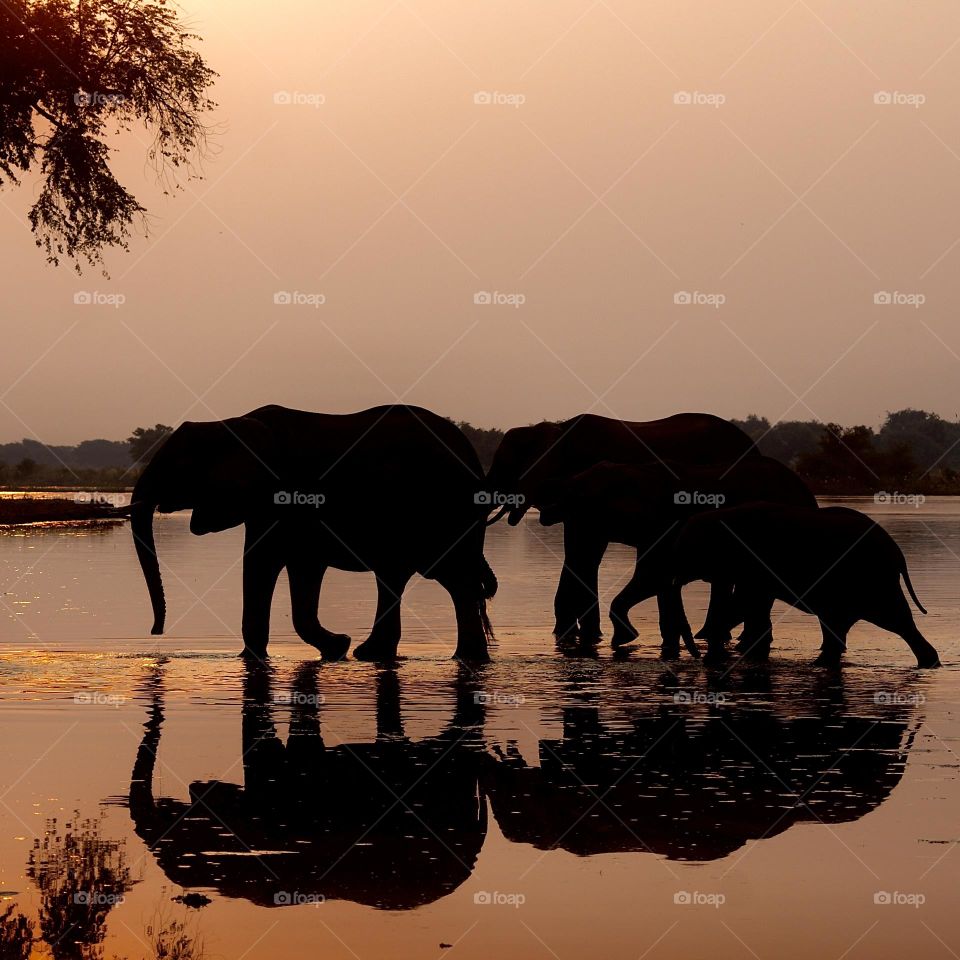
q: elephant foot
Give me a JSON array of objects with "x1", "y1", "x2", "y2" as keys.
[
  {"x1": 743, "y1": 644, "x2": 771, "y2": 663},
  {"x1": 453, "y1": 646, "x2": 491, "y2": 664},
  {"x1": 577, "y1": 627, "x2": 603, "y2": 646},
  {"x1": 695, "y1": 627, "x2": 731, "y2": 644},
  {"x1": 660, "y1": 643, "x2": 681, "y2": 662},
  {"x1": 353, "y1": 636, "x2": 399, "y2": 662},
  {"x1": 240, "y1": 644, "x2": 269, "y2": 662},
  {"x1": 554, "y1": 622, "x2": 580, "y2": 645},
  {"x1": 303, "y1": 630, "x2": 351, "y2": 661},
  {"x1": 812, "y1": 651, "x2": 842, "y2": 668},
  {"x1": 611, "y1": 624, "x2": 639, "y2": 649},
  {"x1": 917, "y1": 654, "x2": 941, "y2": 669}
]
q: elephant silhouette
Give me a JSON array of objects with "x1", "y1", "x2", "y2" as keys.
[
  {"x1": 483, "y1": 667, "x2": 921, "y2": 861},
  {"x1": 127, "y1": 661, "x2": 488, "y2": 909}
]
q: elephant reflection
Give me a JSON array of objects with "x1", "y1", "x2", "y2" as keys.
[
  {"x1": 484, "y1": 669, "x2": 921, "y2": 861},
  {"x1": 128, "y1": 662, "x2": 487, "y2": 910}
]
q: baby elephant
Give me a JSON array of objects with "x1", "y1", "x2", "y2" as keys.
[{"x1": 673, "y1": 503, "x2": 940, "y2": 668}]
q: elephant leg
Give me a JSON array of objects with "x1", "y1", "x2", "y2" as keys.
[
  {"x1": 609, "y1": 560, "x2": 658, "y2": 648},
  {"x1": 449, "y1": 585, "x2": 492, "y2": 662},
  {"x1": 813, "y1": 618, "x2": 850, "y2": 667},
  {"x1": 555, "y1": 527, "x2": 608, "y2": 644},
  {"x1": 697, "y1": 581, "x2": 736, "y2": 646},
  {"x1": 287, "y1": 560, "x2": 351, "y2": 661},
  {"x1": 735, "y1": 591, "x2": 775, "y2": 662},
  {"x1": 354, "y1": 568, "x2": 413, "y2": 661},
  {"x1": 657, "y1": 585, "x2": 700, "y2": 660},
  {"x1": 863, "y1": 587, "x2": 941, "y2": 669},
  {"x1": 553, "y1": 524, "x2": 584, "y2": 642},
  {"x1": 240, "y1": 525, "x2": 285, "y2": 660}
]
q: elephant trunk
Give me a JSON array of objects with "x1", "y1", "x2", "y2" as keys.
[{"x1": 131, "y1": 500, "x2": 166, "y2": 634}]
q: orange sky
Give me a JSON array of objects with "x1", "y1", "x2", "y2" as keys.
[{"x1": 3, "y1": 0, "x2": 960, "y2": 442}]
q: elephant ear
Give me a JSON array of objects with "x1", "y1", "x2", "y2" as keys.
[{"x1": 188, "y1": 415, "x2": 283, "y2": 535}]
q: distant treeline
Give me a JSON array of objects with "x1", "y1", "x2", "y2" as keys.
[
  {"x1": 460, "y1": 409, "x2": 960, "y2": 495},
  {"x1": 4, "y1": 410, "x2": 960, "y2": 494}
]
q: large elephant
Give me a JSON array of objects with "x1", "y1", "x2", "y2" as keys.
[
  {"x1": 484, "y1": 412, "x2": 757, "y2": 644},
  {"x1": 127, "y1": 660, "x2": 489, "y2": 909},
  {"x1": 538, "y1": 455, "x2": 816, "y2": 658},
  {"x1": 130, "y1": 405, "x2": 496, "y2": 661},
  {"x1": 673, "y1": 503, "x2": 941, "y2": 668}
]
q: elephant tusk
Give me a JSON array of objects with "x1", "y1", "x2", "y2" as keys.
[{"x1": 486, "y1": 505, "x2": 509, "y2": 526}]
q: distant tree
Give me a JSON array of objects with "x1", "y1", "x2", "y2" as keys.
[
  {"x1": 14, "y1": 457, "x2": 38, "y2": 481},
  {"x1": 453, "y1": 421, "x2": 504, "y2": 473},
  {"x1": 0, "y1": 0, "x2": 217, "y2": 271},
  {"x1": 731, "y1": 415, "x2": 823, "y2": 467},
  {"x1": 127, "y1": 423, "x2": 173, "y2": 465},
  {"x1": 795, "y1": 424, "x2": 879, "y2": 491}
]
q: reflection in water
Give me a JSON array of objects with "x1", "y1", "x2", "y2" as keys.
[
  {"x1": 126, "y1": 662, "x2": 923, "y2": 909},
  {"x1": 129, "y1": 662, "x2": 488, "y2": 909},
  {"x1": 27, "y1": 816, "x2": 134, "y2": 960},
  {"x1": 0, "y1": 904, "x2": 33, "y2": 960},
  {"x1": 485, "y1": 670, "x2": 920, "y2": 861}
]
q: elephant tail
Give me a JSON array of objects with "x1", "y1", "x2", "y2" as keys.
[{"x1": 901, "y1": 557, "x2": 927, "y2": 615}]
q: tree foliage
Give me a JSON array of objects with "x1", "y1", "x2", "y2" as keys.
[{"x1": 0, "y1": 0, "x2": 216, "y2": 271}]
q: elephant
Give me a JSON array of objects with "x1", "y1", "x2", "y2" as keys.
[
  {"x1": 130, "y1": 405, "x2": 497, "y2": 661},
  {"x1": 672, "y1": 503, "x2": 941, "y2": 668},
  {"x1": 538, "y1": 455, "x2": 816, "y2": 658},
  {"x1": 484, "y1": 412, "x2": 757, "y2": 645},
  {"x1": 127, "y1": 660, "x2": 489, "y2": 910},
  {"x1": 484, "y1": 667, "x2": 921, "y2": 861}
]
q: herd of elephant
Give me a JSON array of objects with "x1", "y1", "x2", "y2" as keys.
[{"x1": 130, "y1": 404, "x2": 941, "y2": 668}]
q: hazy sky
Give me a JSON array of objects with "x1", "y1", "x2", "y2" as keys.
[{"x1": 4, "y1": 0, "x2": 960, "y2": 443}]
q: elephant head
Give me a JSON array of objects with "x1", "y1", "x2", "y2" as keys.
[
  {"x1": 484, "y1": 421, "x2": 564, "y2": 526},
  {"x1": 130, "y1": 415, "x2": 280, "y2": 634}
]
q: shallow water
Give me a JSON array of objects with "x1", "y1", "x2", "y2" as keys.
[{"x1": 0, "y1": 497, "x2": 958, "y2": 958}]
